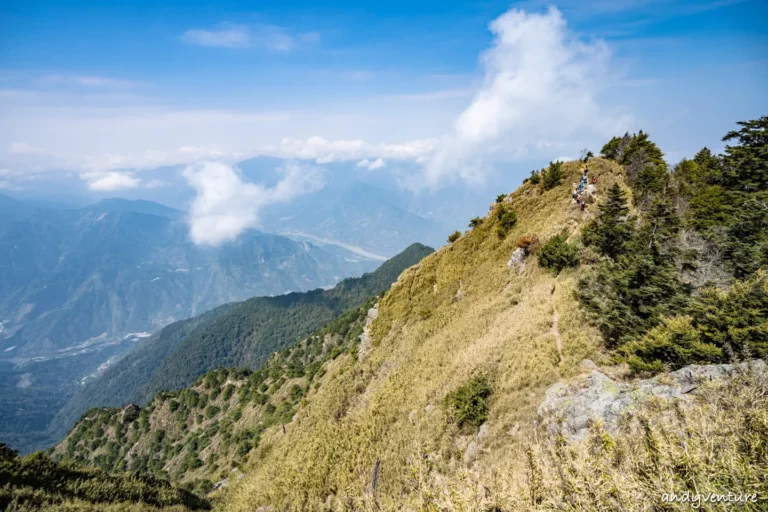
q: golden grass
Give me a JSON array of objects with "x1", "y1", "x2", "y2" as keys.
[
  {"x1": 219, "y1": 159, "x2": 765, "y2": 511},
  {"x1": 221, "y1": 160, "x2": 614, "y2": 510}
]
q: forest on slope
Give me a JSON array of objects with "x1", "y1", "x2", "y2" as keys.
[{"x1": 48, "y1": 243, "x2": 434, "y2": 449}]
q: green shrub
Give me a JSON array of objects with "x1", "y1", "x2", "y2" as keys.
[
  {"x1": 204, "y1": 405, "x2": 220, "y2": 419},
  {"x1": 444, "y1": 375, "x2": 492, "y2": 431},
  {"x1": 496, "y1": 193, "x2": 507, "y2": 203},
  {"x1": 468, "y1": 217, "x2": 483, "y2": 228},
  {"x1": 447, "y1": 231, "x2": 461, "y2": 243},
  {"x1": 541, "y1": 161, "x2": 564, "y2": 190},
  {"x1": 622, "y1": 316, "x2": 723, "y2": 375},
  {"x1": 537, "y1": 231, "x2": 579, "y2": 274},
  {"x1": 495, "y1": 204, "x2": 517, "y2": 239}
]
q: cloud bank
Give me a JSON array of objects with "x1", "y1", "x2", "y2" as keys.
[
  {"x1": 416, "y1": 6, "x2": 628, "y2": 188},
  {"x1": 80, "y1": 170, "x2": 141, "y2": 191},
  {"x1": 275, "y1": 136, "x2": 436, "y2": 164},
  {"x1": 183, "y1": 161, "x2": 325, "y2": 246}
]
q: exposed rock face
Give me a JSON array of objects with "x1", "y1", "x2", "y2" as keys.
[
  {"x1": 538, "y1": 360, "x2": 766, "y2": 441},
  {"x1": 507, "y1": 247, "x2": 526, "y2": 274},
  {"x1": 357, "y1": 304, "x2": 379, "y2": 362},
  {"x1": 121, "y1": 404, "x2": 140, "y2": 424},
  {"x1": 455, "y1": 282, "x2": 464, "y2": 302}
]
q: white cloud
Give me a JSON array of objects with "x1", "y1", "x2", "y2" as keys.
[
  {"x1": 356, "y1": 158, "x2": 386, "y2": 170},
  {"x1": 80, "y1": 170, "x2": 141, "y2": 191},
  {"x1": 183, "y1": 161, "x2": 325, "y2": 246},
  {"x1": 276, "y1": 136, "x2": 436, "y2": 164},
  {"x1": 181, "y1": 23, "x2": 319, "y2": 52},
  {"x1": 416, "y1": 6, "x2": 630, "y2": 189},
  {"x1": 8, "y1": 142, "x2": 47, "y2": 154}
]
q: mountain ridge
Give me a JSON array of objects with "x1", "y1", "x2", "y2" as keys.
[{"x1": 46, "y1": 243, "x2": 434, "y2": 450}]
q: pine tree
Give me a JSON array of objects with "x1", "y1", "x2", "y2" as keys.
[
  {"x1": 720, "y1": 116, "x2": 768, "y2": 192},
  {"x1": 582, "y1": 184, "x2": 634, "y2": 259},
  {"x1": 621, "y1": 130, "x2": 665, "y2": 167}
]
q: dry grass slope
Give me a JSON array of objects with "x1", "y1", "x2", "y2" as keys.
[{"x1": 222, "y1": 160, "x2": 634, "y2": 510}]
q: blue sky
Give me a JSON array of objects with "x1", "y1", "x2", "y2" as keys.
[{"x1": 0, "y1": 0, "x2": 766, "y2": 201}]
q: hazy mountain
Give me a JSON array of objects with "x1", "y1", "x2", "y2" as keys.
[
  {"x1": 0, "y1": 197, "x2": 381, "y2": 453},
  {"x1": 47, "y1": 243, "x2": 433, "y2": 450},
  {"x1": 0, "y1": 199, "x2": 378, "y2": 358}
]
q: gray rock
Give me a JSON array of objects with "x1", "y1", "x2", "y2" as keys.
[
  {"x1": 358, "y1": 304, "x2": 379, "y2": 362},
  {"x1": 477, "y1": 423, "x2": 489, "y2": 439},
  {"x1": 455, "y1": 283, "x2": 464, "y2": 302},
  {"x1": 507, "y1": 247, "x2": 526, "y2": 274},
  {"x1": 580, "y1": 359, "x2": 598, "y2": 370},
  {"x1": 538, "y1": 360, "x2": 765, "y2": 441},
  {"x1": 463, "y1": 440, "x2": 479, "y2": 462}
]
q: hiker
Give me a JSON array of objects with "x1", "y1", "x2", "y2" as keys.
[
  {"x1": 580, "y1": 201, "x2": 586, "y2": 211},
  {"x1": 591, "y1": 176, "x2": 597, "y2": 184}
]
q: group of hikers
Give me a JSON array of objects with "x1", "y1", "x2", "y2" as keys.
[{"x1": 572, "y1": 156, "x2": 597, "y2": 211}]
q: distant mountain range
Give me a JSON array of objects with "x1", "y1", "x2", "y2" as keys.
[
  {"x1": 47, "y1": 242, "x2": 433, "y2": 452},
  {"x1": 0, "y1": 194, "x2": 383, "y2": 453}
]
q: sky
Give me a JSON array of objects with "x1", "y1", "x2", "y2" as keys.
[{"x1": 0, "y1": 0, "x2": 766, "y2": 241}]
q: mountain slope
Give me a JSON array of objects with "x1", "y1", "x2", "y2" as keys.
[
  {"x1": 52, "y1": 299, "x2": 377, "y2": 493},
  {"x1": 49, "y1": 119, "x2": 768, "y2": 511},
  {"x1": 217, "y1": 159, "x2": 610, "y2": 510},
  {"x1": 0, "y1": 199, "x2": 381, "y2": 454},
  {"x1": 46, "y1": 304, "x2": 236, "y2": 446},
  {"x1": 1, "y1": 442, "x2": 209, "y2": 511},
  {"x1": 219, "y1": 149, "x2": 767, "y2": 510},
  {"x1": 0, "y1": 203, "x2": 378, "y2": 357},
  {"x1": 49, "y1": 243, "x2": 434, "y2": 447}
]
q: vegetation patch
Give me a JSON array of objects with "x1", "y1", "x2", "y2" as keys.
[
  {"x1": 537, "y1": 231, "x2": 579, "y2": 274},
  {"x1": 444, "y1": 375, "x2": 492, "y2": 432}
]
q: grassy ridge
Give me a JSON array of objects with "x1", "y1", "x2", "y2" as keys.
[{"x1": 222, "y1": 159, "x2": 616, "y2": 509}]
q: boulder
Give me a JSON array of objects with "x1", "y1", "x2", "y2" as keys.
[
  {"x1": 538, "y1": 360, "x2": 765, "y2": 441},
  {"x1": 507, "y1": 247, "x2": 526, "y2": 274}
]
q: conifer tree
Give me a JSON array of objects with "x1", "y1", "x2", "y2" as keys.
[
  {"x1": 582, "y1": 184, "x2": 634, "y2": 259},
  {"x1": 720, "y1": 116, "x2": 768, "y2": 192}
]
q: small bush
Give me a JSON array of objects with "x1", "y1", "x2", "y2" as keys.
[
  {"x1": 204, "y1": 405, "x2": 220, "y2": 419},
  {"x1": 516, "y1": 234, "x2": 540, "y2": 255},
  {"x1": 528, "y1": 169, "x2": 541, "y2": 185},
  {"x1": 537, "y1": 231, "x2": 579, "y2": 274},
  {"x1": 495, "y1": 205, "x2": 518, "y2": 239},
  {"x1": 444, "y1": 375, "x2": 492, "y2": 431},
  {"x1": 541, "y1": 161, "x2": 564, "y2": 190},
  {"x1": 468, "y1": 217, "x2": 483, "y2": 229},
  {"x1": 447, "y1": 231, "x2": 461, "y2": 243},
  {"x1": 496, "y1": 193, "x2": 508, "y2": 203}
]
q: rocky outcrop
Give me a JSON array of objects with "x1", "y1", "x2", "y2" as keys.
[
  {"x1": 507, "y1": 248, "x2": 526, "y2": 274},
  {"x1": 121, "y1": 404, "x2": 140, "y2": 424},
  {"x1": 358, "y1": 304, "x2": 379, "y2": 362},
  {"x1": 538, "y1": 360, "x2": 766, "y2": 441}
]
